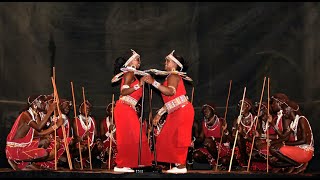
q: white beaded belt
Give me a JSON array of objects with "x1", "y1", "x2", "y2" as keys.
[
  {"x1": 6, "y1": 141, "x2": 29, "y2": 148},
  {"x1": 165, "y1": 95, "x2": 189, "y2": 114},
  {"x1": 119, "y1": 95, "x2": 138, "y2": 108},
  {"x1": 297, "y1": 144, "x2": 314, "y2": 152}
]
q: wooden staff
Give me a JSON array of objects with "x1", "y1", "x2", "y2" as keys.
[
  {"x1": 147, "y1": 88, "x2": 153, "y2": 145},
  {"x1": 71, "y1": 81, "x2": 83, "y2": 170},
  {"x1": 148, "y1": 87, "x2": 158, "y2": 166},
  {"x1": 191, "y1": 87, "x2": 195, "y2": 104},
  {"x1": 51, "y1": 77, "x2": 73, "y2": 170},
  {"x1": 266, "y1": 77, "x2": 270, "y2": 173},
  {"x1": 82, "y1": 87, "x2": 92, "y2": 170},
  {"x1": 215, "y1": 80, "x2": 232, "y2": 171},
  {"x1": 53, "y1": 67, "x2": 57, "y2": 170},
  {"x1": 108, "y1": 94, "x2": 115, "y2": 170},
  {"x1": 228, "y1": 87, "x2": 246, "y2": 172},
  {"x1": 247, "y1": 77, "x2": 266, "y2": 172}
]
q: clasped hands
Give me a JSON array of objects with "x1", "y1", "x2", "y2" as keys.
[{"x1": 139, "y1": 75, "x2": 155, "y2": 86}]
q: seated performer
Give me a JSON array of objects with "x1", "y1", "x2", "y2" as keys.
[
  {"x1": 231, "y1": 97, "x2": 256, "y2": 168},
  {"x1": 72, "y1": 100, "x2": 97, "y2": 169},
  {"x1": 53, "y1": 99, "x2": 74, "y2": 168},
  {"x1": 269, "y1": 100, "x2": 314, "y2": 174},
  {"x1": 6, "y1": 95, "x2": 64, "y2": 170},
  {"x1": 249, "y1": 101, "x2": 284, "y2": 171},
  {"x1": 99, "y1": 102, "x2": 117, "y2": 169},
  {"x1": 193, "y1": 103, "x2": 231, "y2": 169}
]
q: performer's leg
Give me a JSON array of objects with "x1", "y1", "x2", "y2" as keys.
[
  {"x1": 193, "y1": 150, "x2": 209, "y2": 163},
  {"x1": 46, "y1": 140, "x2": 61, "y2": 161},
  {"x1": 292, "y1": 162, "x2": 308, "y2": 174},
  {"x1": 204, "y1": 139, "x2": 218, "y2": 159},
  {"x1": 269, "y1": 144, "x2": 300, "y2": 167},
  {"x1": 237, "y1": 136, "x2": 248, "y2": 165},
  {"x1": 186, "y1": 147, "x2": 194, "y2": 169}
]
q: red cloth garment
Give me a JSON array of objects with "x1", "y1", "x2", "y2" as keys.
[
  {"x1": 102, "y1": 117, "x2": 117, "y2": 162},
  {"x1": 196, "y1": 119, "x2": 232, "y2": 163},
  {"x1": 268, "y1": 115, "x2": 283, "y2": 135},
  {"x1": 114, "y1": 76, "x2": 152, "y2": 168},
  {"x1": 35, "y1": 137, "x2": 72, "y2": 169},
  {"x1": 202, "y1": 118, "x2": 222, "y2": 139},
  {"x1": 102, "y1": 117, "x2": 117, "y2": 147},
  {"x1": 196, "y1": 141, "x2": 231, "y2": 166},
  {"x1": 74, "y1": 115, "x2": 96, "y2": 146},
  {"x1": 279, "y1": 145, "x2": 314, "y2": 163},
  {"x1": 155, "y1": 75, "x2": 195, "y2": 164},
  {"x1": 6, "y1": 113, "x2": 48, "y2": 169}
]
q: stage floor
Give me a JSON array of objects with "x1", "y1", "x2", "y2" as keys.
[{"x1": 0, "y1": 168, "x2": 318, "y2": 178}]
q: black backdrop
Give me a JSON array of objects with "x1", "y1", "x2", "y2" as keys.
[{"x1": 0, "y1": 2, "x2": 319, "y2": 172}]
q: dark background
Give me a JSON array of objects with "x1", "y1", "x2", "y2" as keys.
[{"x1": 0, "y1": 2, "x2": 319, "y2": 172}]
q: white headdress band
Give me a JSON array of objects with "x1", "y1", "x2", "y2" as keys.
[
  {"x1": 166, "y1": 50, "x2": 183, "y2": 71},
  {"x1": 202, "y1": 104, "x2": 215, "y2": 112},
  {"x1": 239, "y1": 99, "x2": 252, "y2": 108},
  {"x1": 28, "y1": 95, "x2": 46, "y2": 106},
  {"x1": 124, "y1": 49, "x2": 140, "y2": 67}
]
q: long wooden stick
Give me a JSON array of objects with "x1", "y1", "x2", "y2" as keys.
[
  {"x1": 53, "y1": 67, "x2": 57, "y2": 170},
  {"x1": 51, "y1": 77, "x2": 73, "y2": 170},
  {"x1": 108, "y1": 94, "x2": 115, "y2": 170},
  {"x1": 215, "y1": 80, "x2": 232, "y2": 171},
  {"x1": 191, "y1": 87, "x2": 195, "y2": 104},
  {"x1": 147, "y1": 88, "x2": 153, "y2": 145},
  {"x1": 266, "y1": 77, "x2": 270, "y2": 173},
  {"x1": 82, "y1": 87, "x2": 92, "y2": 170},
  {"x1": 71, "y1": 81, "x2": 83, "y2": 170},
  {"x1": 228, "y1": 87, "x2": 246, "y2": 172},
  {"x1": 247, "y1": 77, "x2": 267, "y2": 172}
]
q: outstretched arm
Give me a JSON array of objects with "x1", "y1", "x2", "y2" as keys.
[{"x1": 142, "y1": 74, "x2": 179, "y2": 96}]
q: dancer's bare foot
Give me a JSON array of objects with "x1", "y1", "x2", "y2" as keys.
[
  {"x1": 271, "y1": 167, "x2": 282, "y2": 173},
  {"x1": 292, "y1": 163, "x2": 308, "y2": 174},
  {"x1": 7, "y1": 159, "x2": 19, "y2": 171},
  {"x1": 23, "y1": 163, "x2": 41, "y2": 170},
  {"x1": 285, "y1": 167, "x2": 295, "y2": 173}
]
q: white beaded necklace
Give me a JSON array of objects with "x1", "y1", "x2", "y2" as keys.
[
  {"x1": 204, "y1": 115, "x2": 219, "y2": 131},
  {"x1": 240, "y1": 113, "x2": 254, "y2": 134}
]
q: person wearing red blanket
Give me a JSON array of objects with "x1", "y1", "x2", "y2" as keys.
[
  {"x1": 72, "y1": 100, "x2": 97, "y2": 168},
  {"x1": 193, "y1": 103, "x2": 231, "y2": 169},
  {"x1": 112, "y1": 50, "x2": 152, "y2": 172},
  {"x1": 6, "y1": 95, "x2": 63, "y2": 170},
  {"x1": 142, "y1": 50, "x2": 194, "y2": 174}
]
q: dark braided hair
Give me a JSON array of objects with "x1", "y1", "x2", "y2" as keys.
[
  {"x1": 173, "y1": 53, "x2": 189, "y2": 72},
  {"x1": 113, "y1": 57, "x2": 126, "y2": 75}
]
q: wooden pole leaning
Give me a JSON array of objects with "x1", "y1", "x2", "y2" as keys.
[
  {"x1": 71, "y1": 81, "x2": 83, "y2": 170},
  {"x1": 82, "y1": 87, "x2": 93, "y2": 170},
  {"x1": 215, "y1": 80, "x2": 232, "y2": 171},
  {"x1": 266, "y1": 77, "x2": 270, "y2": 173},
  {"x1": 108, "y1": 94, "x2": 115, "y2": 170},
  {"x1": 191, "y1": 87, "x2": 195, "y2": 104},
  {"x1": 228, "y1": 87, "x2": 246, "y2": 172},
  {"x1": 51, "y1": 77, "x2": 73, "y2": 170},
  {"x1": 53, "y1": 67, "x2": 58, "y2": 170},
  {"x1": 147, "y1": 88, "x2": 153, "y2": 146},
  {"x1": 247, "y1": 77, "x2": 267, "y2": 172}
]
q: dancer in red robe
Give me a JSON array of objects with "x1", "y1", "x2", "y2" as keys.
[{"x1": 142, "y1": 50, "x2": 194, "y2": 174}]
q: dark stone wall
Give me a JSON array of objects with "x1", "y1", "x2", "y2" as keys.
[{"x1": 0, "y1": 2, "x2": 319, "y2": 172}]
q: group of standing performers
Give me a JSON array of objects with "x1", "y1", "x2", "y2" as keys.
[{"x1": 5, "y1": 49, "x2": 314, "y2": 174}]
